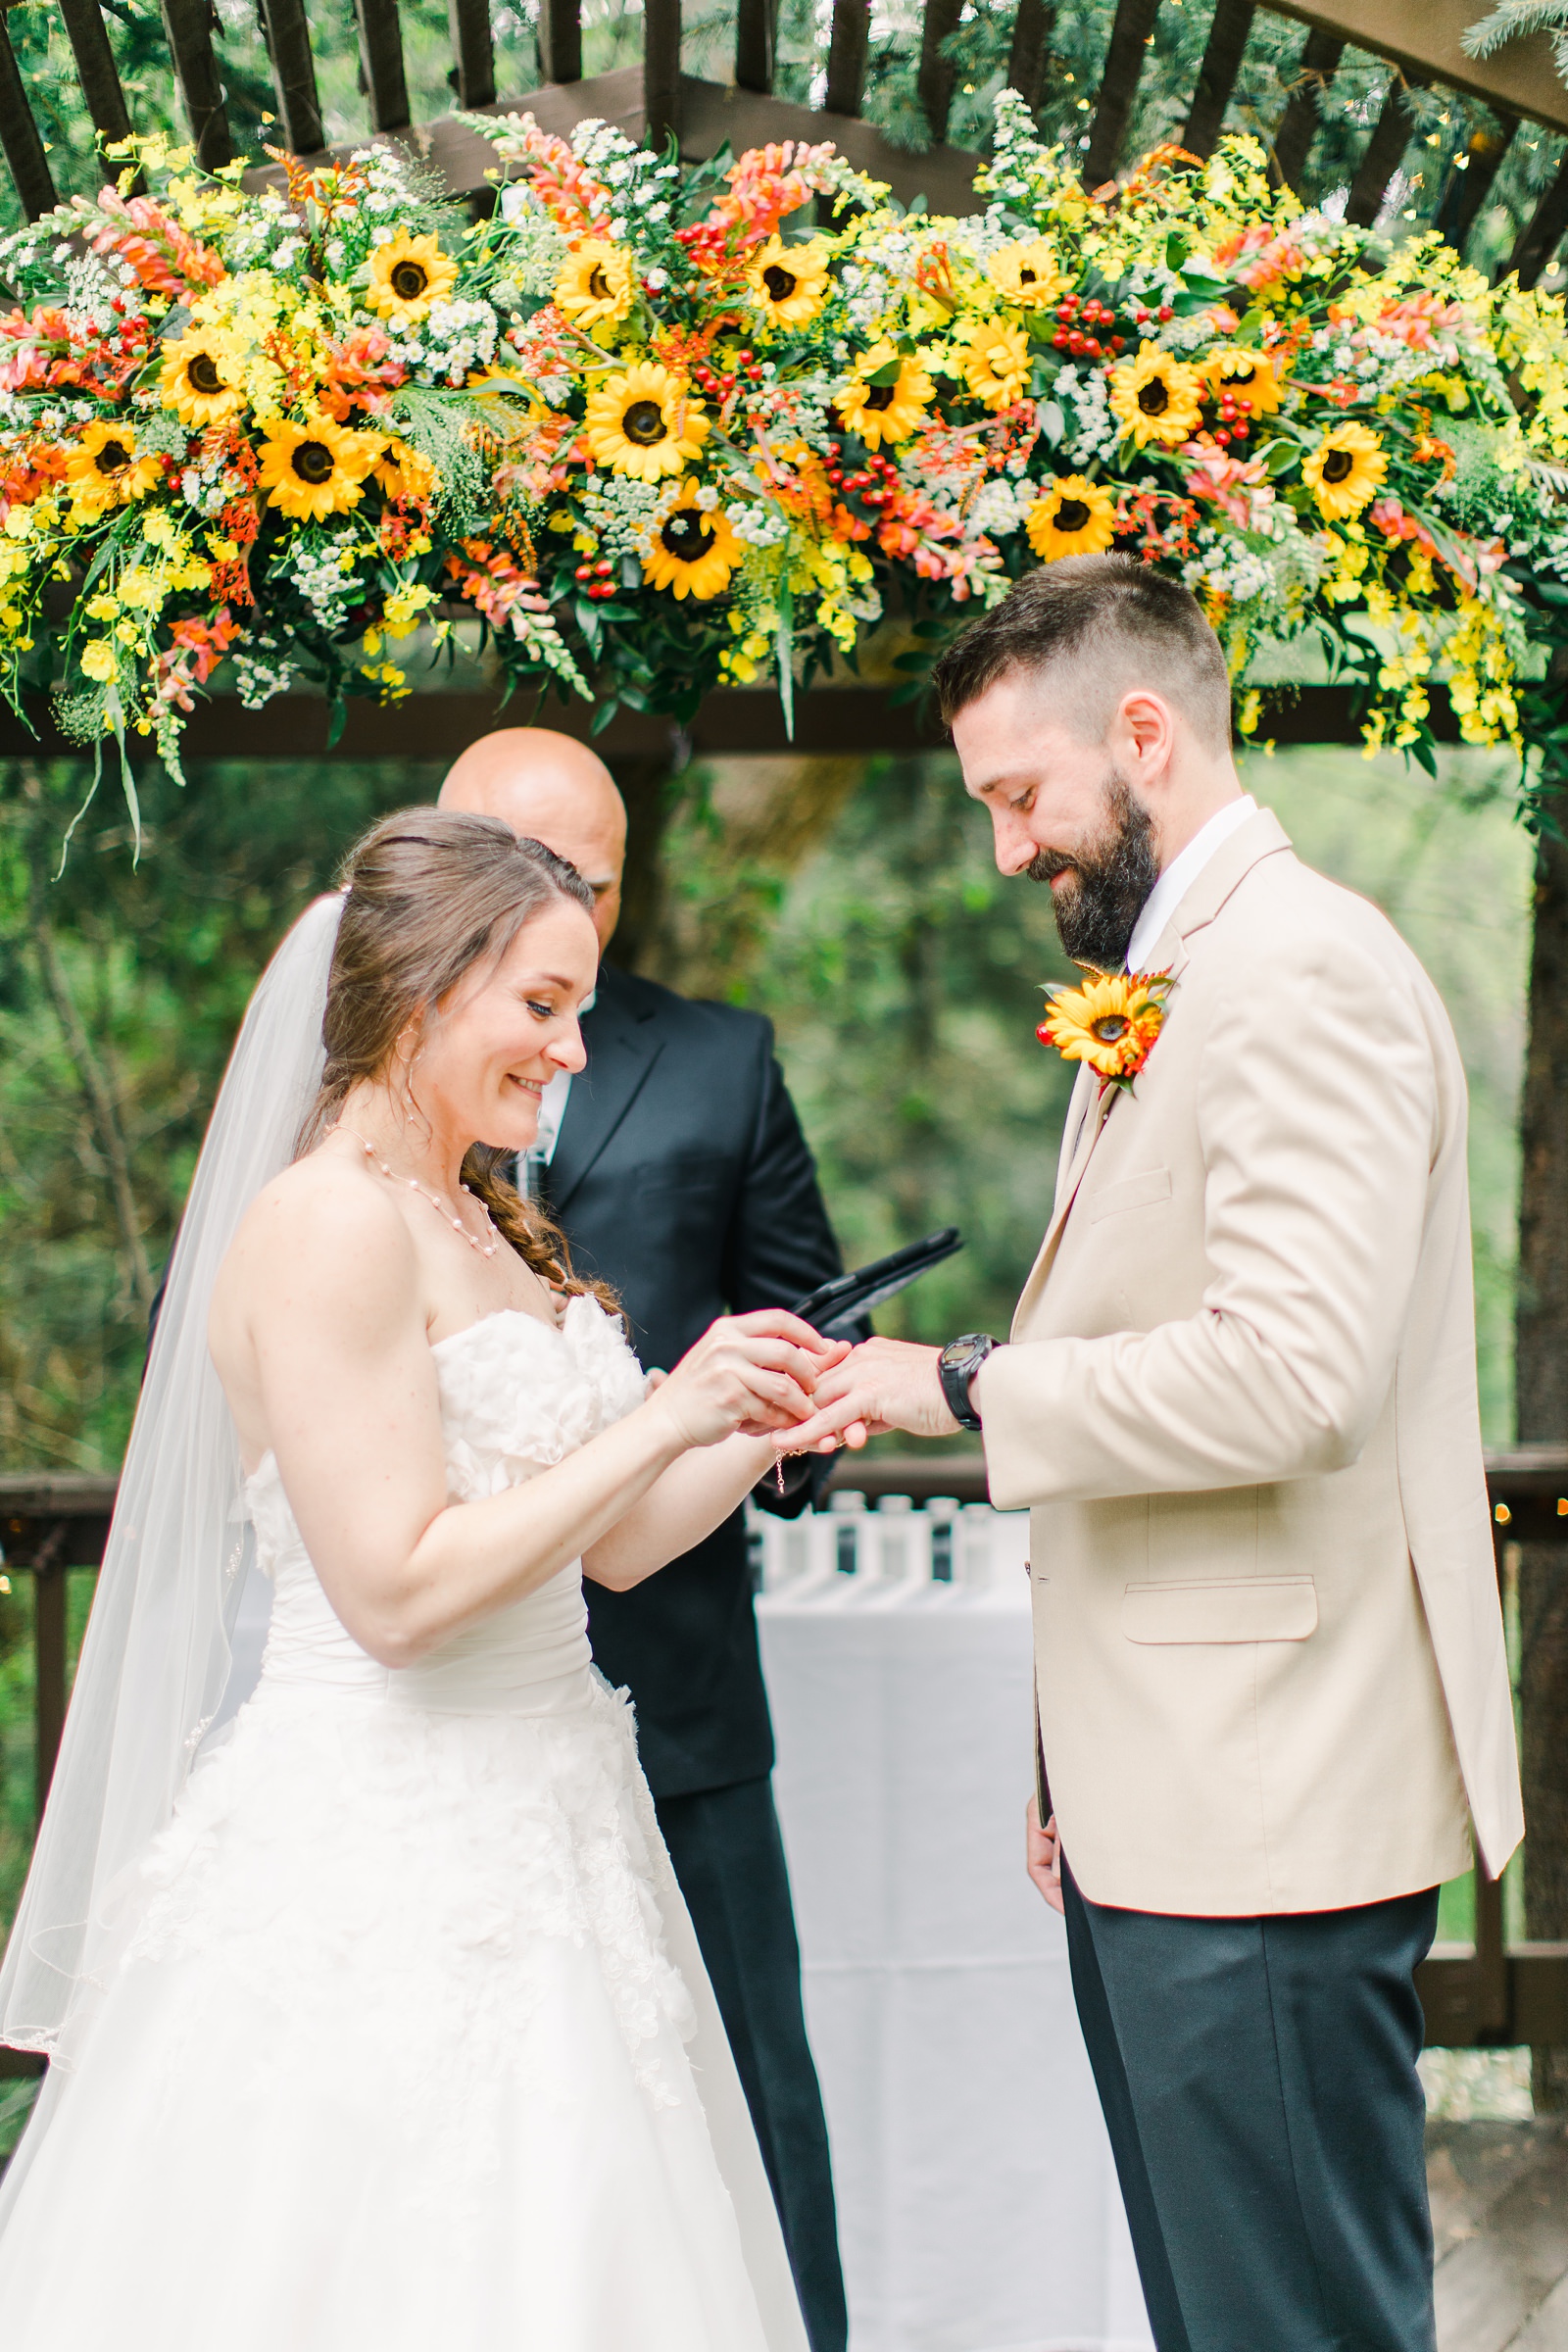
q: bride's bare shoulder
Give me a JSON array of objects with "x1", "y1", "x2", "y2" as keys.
[{"x1": 214, "y1": 1149, "x2": 418, "y2": 1334}]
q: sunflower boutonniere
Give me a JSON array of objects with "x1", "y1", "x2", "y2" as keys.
[{"x1": 1037, "y1": 966, "x2": 1174, "y2": 1095}]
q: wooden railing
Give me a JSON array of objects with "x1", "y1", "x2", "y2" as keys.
[
  {"x1": 2, "y1": 1447, "x2": 1565, "y2": 2067},
  {"x1": 9, "y1": 0, "x2": 1568, "y2": 287}
]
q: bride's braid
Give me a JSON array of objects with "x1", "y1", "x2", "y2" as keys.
[{"x1": 296, "y1": 808, "x2": 620, "y2": 1318}]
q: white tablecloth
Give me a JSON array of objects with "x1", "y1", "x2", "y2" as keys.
[{"x1": 756, "y1": 1506, "x2": 1152, "y2": 2352}]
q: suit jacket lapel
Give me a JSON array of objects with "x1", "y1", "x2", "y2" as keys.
[
  {"x1": 1013, "y1": 1080, "x2": 1116, "y2": 1334},
  {"x1": 547, "y1": 973, "x2": 665, "y2": 1213},
  {"x1": 1013, "y1": 810, "x2": 1294, "y2": 1337}
]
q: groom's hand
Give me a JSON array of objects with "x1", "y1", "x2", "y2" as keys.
[
  {"x1": 1026, "y1": 1795, "x2": 1063, "y2": 1914},
  {"x1": 775, "y1": 1337, "x2": 959, "y2": 1453}
]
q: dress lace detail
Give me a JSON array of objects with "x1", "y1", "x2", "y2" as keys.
[
  {"x1": 122, "y1": 1298, "x2": 694, "y2": 2180},
  {"x1": 0, "y1": 1296, "x2": 809, "y2": 2350}
]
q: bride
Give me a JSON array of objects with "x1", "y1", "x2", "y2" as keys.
[{"x1": 0, "y1": 809, "x2": 846, "y2": 2349}]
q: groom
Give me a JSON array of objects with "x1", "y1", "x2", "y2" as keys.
[{"x1": 787, "y1": 557, "x2": 1524, "y2": 2350}]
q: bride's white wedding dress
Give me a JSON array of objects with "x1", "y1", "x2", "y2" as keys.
[{"x1": 0, "y1": 1297, "x2": 808, "y2": 2352}]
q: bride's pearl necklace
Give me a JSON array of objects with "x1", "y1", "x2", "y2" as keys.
[{"x1": 340, "y1": 1128, "x2": 499, "y2": 1260}]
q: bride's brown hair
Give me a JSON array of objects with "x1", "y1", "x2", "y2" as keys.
[{"x1": 296, "y1": 808, "x2": 617, "y2": 1312}]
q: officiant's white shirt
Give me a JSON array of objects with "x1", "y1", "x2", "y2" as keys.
[{"x1": 1125, "y1": 792, "x2": 1256, "y2": 972}]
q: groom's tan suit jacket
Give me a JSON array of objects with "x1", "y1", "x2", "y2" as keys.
[{"x1": 975, "y1": 808, "x2": 1523, "y2": 1916}]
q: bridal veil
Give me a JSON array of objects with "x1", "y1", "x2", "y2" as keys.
[{"x1": 0, "y1": 893, "x2": 343, "y2": 2066}]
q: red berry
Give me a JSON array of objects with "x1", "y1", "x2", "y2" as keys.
[
  {"x1": 1214, "y1": 427, "x2": 1231, "y2": 445},
  {"x1": 595, "y1": 559, "x2": 612, "y2": 576},
  {"x1": 826, "y1": 466, "x2": 843, "y2": 484},
  {"x1": 1232, "y1": 419, "x2": 1249, "y2": 439},
  {"x1": 574, "y1": 563, "x2": 593, "y2": 581},
  {"x1": 1157, "y1": 304, "x2": 1174, "y2": 321},
  {"x1": 1110, "y1": 334, "x2": 1126, "y2": 352},
  {"x1": 1086, "y1": 338, "x2": 1102, "y2": 358},
  {"x1": 1053, "y1": 330, "x2": 1068, "y2": 349}
]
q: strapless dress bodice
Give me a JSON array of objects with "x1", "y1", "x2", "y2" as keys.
[{"x1": 243, "y1": 1296, "x2": 648, "y2": 1716}]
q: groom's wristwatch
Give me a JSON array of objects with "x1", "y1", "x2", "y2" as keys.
[{"x1": 938, "y1": 1333, "x2": 999, "y2": 1432}]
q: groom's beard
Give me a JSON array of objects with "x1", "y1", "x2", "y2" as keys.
[{"x1": 1028, "y1": 772, "x2": 1159, "y2": 969}]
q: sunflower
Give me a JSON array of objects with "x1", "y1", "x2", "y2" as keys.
[
  {"x1": 953, "y1": 318, "x2": 1031, "y2": 411},
  {"x1": 64, "y1": 419, "x2": 162, "y2": 515},
  {"x1": 374, "y1": 437, "x2": 439, "y2": 505},
  {"x1": 1037, "y1": 966, "x2": 1173, "y2": 1092},
  {"x1": 159, "y1": 328, "x2": 243, "y2": 427},
  {"x1": 1108, "y1": 344, "x2": 1203, "y2": 448},
  {"x1": 746, "y1": 235, "x2": 831, "y2": 328},
  {"x1": 643, "y1": 483, "x2": 741, "y2": 600},
  {"x1": 986, "y1": 236, "x2": 1064, "y2": 311},
  {"x1": 836, "y1": 341, "x2": 933, "y2": 450},
  {"x1": 1203, "y1": 344, "x2": 1285, "y2": 416},
  {"x1": 585, "y1": 363, "x2": 708, "y2": 483},
  {"x1": 554, "y1": 240, "x2": 637, "y2": 331},
  {"x1": 1302, "y1": 421, "x2": 1387, "y2": 520},
  {"x1": 365, "y1": 233, "x2": 460, "y2": 326},
  {"x1": 1025, "y1": 474, "x2": 1118, "y2": 562},
  {"x1": 257, "y1": 414, "x2": 384, "y2": 521}
]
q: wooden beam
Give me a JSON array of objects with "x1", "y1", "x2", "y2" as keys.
[
  {"x1": 354, "y1": 0, "x2": 412, "y2": 133},
  {"x1": 256, "y1": 0, "x2": 326, "y2": 158},
  {"x1": 0, "y1": 12, "x2": 57, "y2": 220},
  {"x1": 1267, "y1": 0, "x2": 1568, "y2": 138},
  {"x1": 33, "y1": 1567, "x2": 67, "y2": 1820},
  {"x1": 448, "y1": 0, "x2": 496, "y2": 111},
  {"x1": 824, "y1": 0, "x2": 871, "y2": 117},
  {"x1": 417, "y1": 72, "x2": 988, "y2": 217},
  {"x1": 59, "y1": 0, "x2": 136, "y2": 177},
  {"x1": 735, "y1": 0, "x2": 776, "y2": 95},
  {"x1": 160, "y1": 0, "x2": 235, "y2": 170},
  {"x1": 539, "y1": 0, "x2": 582, "y2": 87},
  {"x1": 1007, "y1": 0, "x2": 1055, "y2": 117},
  {"x1": 1182, "y1": 0, "x2": 1255, "y2": 160},
  {"x1": 1085, "y1": 0, "x2": 1161, "y2": 189},
  {"x1": 1344, "y1": 71, "x2": 1423, "y2": 227},
  {"x1": 1510, "y1": 145, "x2": 1568, "y2": 288},
  {"x1": 644, "y1": 0, "x2": 682, "y2": 150},
  {"x1": 1271, "y1": 27, "x2": 1343, "y2": 191},
  {"x1": 1437, "y1": 114, "x2": 1518, "y2": 249},
  {"x1": 918, "y1": 0, "x2": 963, "y2": 145}
]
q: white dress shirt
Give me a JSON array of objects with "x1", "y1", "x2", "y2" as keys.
[
  {"x1": 533, "y1": 1067, "x2": 573, "y2": 1164},
  {"x1": 1125, "y1": 794, "x2": 1257, "y2": 972}
]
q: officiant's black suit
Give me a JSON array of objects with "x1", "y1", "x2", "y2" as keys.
[{"x1": 540, "y1": 959, "x2": 849, "y2": 2352}]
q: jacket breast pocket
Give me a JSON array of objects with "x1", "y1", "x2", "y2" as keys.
[
  {"x1": 1121, "y1": 1576, "x2": 1318, "y2": 1644},
  {"x1": 1086, "y1": 1168, "x2": 1173, "y2": 1224}
]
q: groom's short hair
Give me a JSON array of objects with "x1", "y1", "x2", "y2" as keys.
[{"x1": 933, "y1": 555, "x2": 1233, "y2": 753}]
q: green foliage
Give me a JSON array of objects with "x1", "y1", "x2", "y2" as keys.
[{"x1": 0, "y1": 756, "x2": 432, "y2": 1473}]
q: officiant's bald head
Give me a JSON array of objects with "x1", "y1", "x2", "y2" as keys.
[{"x1": 439, "y1": 728, "x2": 627, "y2": 949}]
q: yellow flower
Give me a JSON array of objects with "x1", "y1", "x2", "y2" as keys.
[
  {"x1": 986, "y1": 237, "x2": 1064, "y2": 311},
  {"x1": 158, "y1": 328, "x2": 243, "y2": 427},
  {"x1": 954, "y1": 317, "x2": 1032, "y2": 411},
  {"x1": 79, "y1": 639, "x2": 119, "y2": 682},
  {"x1": 257, "y1": 414, "x2": 384, "y2": 521},
  {"x1": 1037, "y1": 967, "x2": 1173, "y2": 1091},
  {"x1": 643, "y1": 483, "x2": 742, "y2": 600},
  {"x1": 1025, "y1": 474, "x2": 1118, "y2": 562},
  {"x1": 1108, "y1": 344, "x2": 1203, "y2": 448},
  {"x1": 585, "y1": 363, "x2": 707, "y2": 483},
  {"x1": 365, "y1": 233, "x2": 459, "y2": 325},
  {"x1": 837, "y1": 342, "x2": 933, "y2": 450},
  {"x1": 746, "y1": 235, "x2": 831, "y2": 328},
  {"x1": 554, "y1": 240, "x2": 637, "y2": 330},
  {"x1": 1203, "y1": 345, "x2": 1284, "y2": 416},
  {"x1": 374, "y1": 438, "x2": 439, "y2": 504},
  {"x1": 65, "y1": 420, "x2": 162, "y2": 514},
  {"x1": 1302, "y1": 422, "x2": 1387, "y2": 521}
]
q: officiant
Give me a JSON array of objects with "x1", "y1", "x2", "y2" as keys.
[{"x1": 438, "y1": 729, "x2": 851, "y2": 2352}]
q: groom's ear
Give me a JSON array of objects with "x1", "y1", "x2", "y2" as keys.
[{"x1": 1109, "y1": 689, "x2": 1177, "y2": 783}]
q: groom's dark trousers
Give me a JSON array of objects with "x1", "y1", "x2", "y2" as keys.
[
  {"x1": 1061, "y1": 1858, "x2": 1439, "y2": 2352},
  {"x1": 541, "y1": 961, "x2": 851, "y2": 2352}
]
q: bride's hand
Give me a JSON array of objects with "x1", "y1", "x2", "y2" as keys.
[{"x1": 648, "y1": 1313, "x2": 851, "y2": 1449}]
